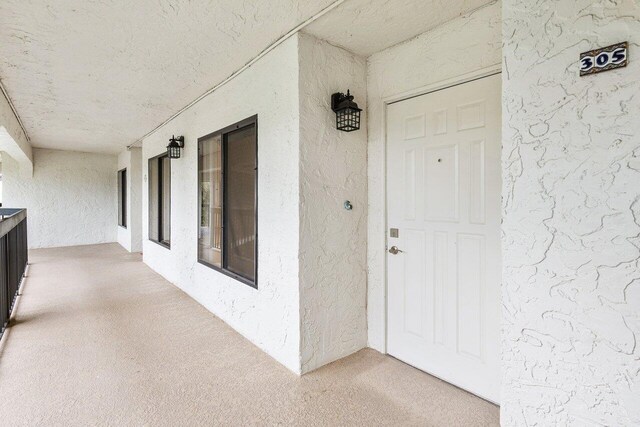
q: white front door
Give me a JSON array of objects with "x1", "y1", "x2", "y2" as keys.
[{"x1": 386, "y1": 74, "x2": 501, "y2": 403}]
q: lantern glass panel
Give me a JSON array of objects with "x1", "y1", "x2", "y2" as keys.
[
  {"x1": 168, "y1": 144, "x2": 181, "y2": 159},
  {"x1": 336, "y1": 107, "x2": 361, "y2": 132}
]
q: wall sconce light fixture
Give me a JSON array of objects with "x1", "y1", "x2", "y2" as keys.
[
  {"x1": 167, "y1": 135, "x2": 184, "y2": 159},
  {"x1": 331, "y1": 90, "x2": 362, "y2": 132}
]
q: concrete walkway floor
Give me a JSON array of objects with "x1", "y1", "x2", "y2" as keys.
[{"x1": 0, "y1": 243, "x2": 499, "y2": 426}]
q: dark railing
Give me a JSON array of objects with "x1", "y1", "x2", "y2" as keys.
[{"x1": 0, "y1": 208, "x2": 28, "y2": 339}]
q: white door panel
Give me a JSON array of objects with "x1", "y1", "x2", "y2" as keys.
[{"x1": 386, "y1": 74, "x2": 501, "y2": 403}]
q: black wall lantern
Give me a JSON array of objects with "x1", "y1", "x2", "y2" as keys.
[
  {"x1": 331, "y1": 90, "x2": 362, "y2": 132},
  {"x1": 167, "y1": 135, "x2": 184, "y2": 159}
]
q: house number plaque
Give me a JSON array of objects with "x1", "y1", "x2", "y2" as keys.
[{"x1": 580, "y1": 42, "x2": 628, "y2": 76}]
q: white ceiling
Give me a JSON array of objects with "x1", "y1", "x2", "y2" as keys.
[
  {"x1": 0, "y1": 0, "x2": 336, "y2": 153},
  {"x1": 304, "y1": 0, "x2": 493, "y2": 56},
  {"x1": 0, "y1": 0, "x2": 493, "y2": 154}
]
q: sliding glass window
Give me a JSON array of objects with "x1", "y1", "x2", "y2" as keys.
[
  {"x1": 117, "y1": 168, "x2": 127, "y2": 228},
  {"x1": 198, "y1": 116, "x2": 257, "y2": 287},
  {"x1": 149, "y1": 154, "x2": 171, "y2": 248}
]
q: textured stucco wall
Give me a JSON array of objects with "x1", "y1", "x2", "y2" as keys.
[
  {"x1": 366, "y1": 1, "x2": 502, "y2": 351},
  {"x1": 140, "y1": 33, "x2": 370, "y2": 375},
  {"x1": 117, "y1": 147, "x2": 142, "y2": 252},
  {"x1": 3, "y1": 148, "x2": 117, "y2": 249},
  {"x1": 304, "y1": 0, "x2": 491, "y2": 57},
  {"x1": 141, "y1": 36, "x2": 302, "y2": 373},
  {"x1": 297, "y1": 33, "x2": 368, "y2": 373},
  {"x1": 116, "y1": 150, "x2": 131, "y2": 251},
  {"x1": 129, "y1": 148, "x2": 142, "y2": 253},
  {"x1": 502, "y1": 1, "x2": 640, "y2": 424},
  {"x1": 0, "y1": 87, "x2": 32, "y2": 177}
]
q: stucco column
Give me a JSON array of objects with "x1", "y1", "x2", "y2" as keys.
[{"x1": 502, "y1": 0, "x2": 640, "y2": 424}]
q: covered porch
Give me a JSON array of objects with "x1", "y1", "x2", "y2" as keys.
[{"x1": 0, "y1": 0, "x2": 638, "y2": 424}]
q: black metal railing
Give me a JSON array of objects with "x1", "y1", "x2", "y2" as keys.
[{"x1": 0, "y1": 208, "x2": 28, "y2": 339}]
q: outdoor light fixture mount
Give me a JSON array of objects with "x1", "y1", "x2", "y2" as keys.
[
  {"x1": 167, "y1": 135, "x2": 185, "y2": 159},
  {"x1": 331, "y1": 90, "x2": 362, "y2": 132}
]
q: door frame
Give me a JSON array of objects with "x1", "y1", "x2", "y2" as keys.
[{"x1": 380, "y1": 64, "x2": 502, "y2": 354}]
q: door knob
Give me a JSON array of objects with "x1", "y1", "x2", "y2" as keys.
[{"x1": 388, "y1": 246, "x2": 403, "y2": 255}]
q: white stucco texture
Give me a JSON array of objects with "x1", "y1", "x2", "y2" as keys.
[
  {"x1": 3, "y1": 148, "x2": 117, "y2": 249},
  {"x1": 366, "y1": 1, "x2": 502, "y2": 352},
  {"x1": 117, "y1": 148, "x2": 142, "y2": 253},
  {"x1": 142, "y1": 36, "x2": 302, "y2": 373},
  {"x1": 0, "y1": 0, "x2": 338, "y2": 153},
  {"x1": 0, "y1": 88, "x2": 32, "y2": 177},
  {"x1": 502, "y1": 0, "x2": 640, "y2": 425},
  {"x1": 298, "y1": 33, "x2": 368, "y2": 373},
  {"x1": 140, "y1": 33, "x2": 369, "y2": 375},
  {"x1": 305, "y1": 0, "x2": 492, "y2": 56}
]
